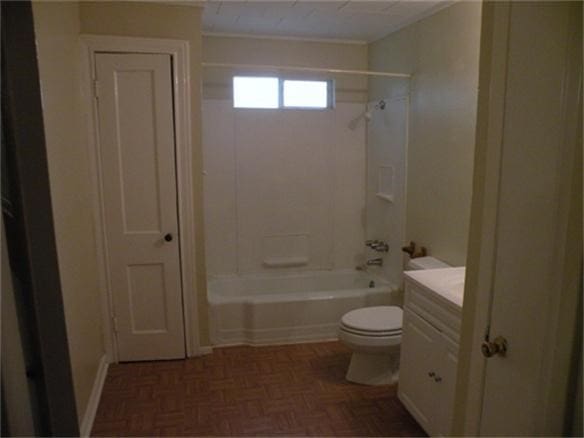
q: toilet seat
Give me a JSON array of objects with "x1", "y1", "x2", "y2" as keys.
[
  {"x1": 340, "y1": 325, "x2": 401, "y2": 337},
  {"x1": 340, "y1": 306, "x2": 402, "y2": 336}
]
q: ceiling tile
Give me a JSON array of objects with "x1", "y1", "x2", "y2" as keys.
[
  {"x1": 202, "y1": 0, "x2": 451, "y2": 42},
  {"x1": 341, "y1": 1, "x2": 398, "y2": 14}
]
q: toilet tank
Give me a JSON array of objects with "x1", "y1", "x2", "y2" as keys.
[{"x1": 407, "y1": 256, "x2": 450, "y2": 270}]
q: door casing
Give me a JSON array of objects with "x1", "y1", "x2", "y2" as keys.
[{"x1": 80, "y1": 35, "x2": 200, "y2": 362}]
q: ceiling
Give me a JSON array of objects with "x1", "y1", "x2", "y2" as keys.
[{"x1": 202, "y1": 1, "x2": 453, "y2": 43}]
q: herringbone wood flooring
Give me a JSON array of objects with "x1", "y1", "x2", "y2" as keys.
[{"x1": 92, "y1": 341, "x2": 426, "y2": 437}]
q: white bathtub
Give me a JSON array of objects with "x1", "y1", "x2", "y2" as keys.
[{"x1": 208, "y1": 270, "x2": 398, "y2": 346}]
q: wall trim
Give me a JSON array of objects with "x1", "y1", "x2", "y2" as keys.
[
  {"x1": 202, "y1": 31, "x2": 367, "y2": 46},
  {"x1": 80, "y1": 35, "x2": 201, "y2": 362},
  {"x1": 80, "y1": 355, "x2": 109, "y2": 437},
  {"x1": 197, "y1": 346, "x2": 213, "y2": 356}
]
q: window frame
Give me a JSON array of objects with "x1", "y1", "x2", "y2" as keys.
[{"x1": 232, "y1": 75, "x2": 334, "y2": 111}]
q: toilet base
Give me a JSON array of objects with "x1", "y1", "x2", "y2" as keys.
[{"x1": 345, "y1": 351, "x2": 399, "y2": 386}]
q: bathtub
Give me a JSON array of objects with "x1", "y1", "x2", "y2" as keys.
[{"x1": 208, "y1": 270, "x2": 398, "y2": 346}]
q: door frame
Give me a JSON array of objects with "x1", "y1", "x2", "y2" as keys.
[{"x1": 80, "y1": 35, "x2": 200, "y2": 362}]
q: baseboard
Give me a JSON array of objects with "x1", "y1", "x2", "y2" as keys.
[
  {"x1": 197, "y1": 345, "x2": 213, "y2": 356},
  {"x1": 80, "y1": 355, "x2": 109, "y2": 437}
]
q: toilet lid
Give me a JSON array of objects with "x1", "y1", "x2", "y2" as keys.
[{"x1": 341, "y1": 306, "x2": 402, "y2": 333}]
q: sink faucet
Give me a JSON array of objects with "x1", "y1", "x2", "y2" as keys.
[{"x1": 366, "y1": 258, "x2": 383, "y2": 267}]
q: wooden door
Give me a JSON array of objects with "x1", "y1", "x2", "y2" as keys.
[{"x1": 95, "y1": 53, "x2": 186, "y2": 361}]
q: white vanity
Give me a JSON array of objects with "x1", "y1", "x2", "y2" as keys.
[{"x1": 399, "y1": 267, "x2": 465, "y2": 437}]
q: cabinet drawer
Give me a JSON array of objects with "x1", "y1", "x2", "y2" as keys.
[{"x1": 404, "y1": 282, "x2": 461, "y2": 343}]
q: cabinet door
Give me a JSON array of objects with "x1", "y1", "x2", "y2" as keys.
[
  {"x1": 436, "y1": 334, "x2": 459, "y2": 436},
  {"x1": 398, "y1": 308, "x2": 441, "y2": 435}
]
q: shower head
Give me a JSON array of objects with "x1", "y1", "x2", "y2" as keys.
[{"x1": 347, "y1": 100, "x2": 384, "y2": 130}]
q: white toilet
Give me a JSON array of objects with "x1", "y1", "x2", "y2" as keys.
[{"x1": 339, "y1": 256, "x2": 449, "y2": 385}]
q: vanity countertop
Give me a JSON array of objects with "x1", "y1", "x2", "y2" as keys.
[{"x1": 403, "y1": 267, "x2": 466, "y2": 310}]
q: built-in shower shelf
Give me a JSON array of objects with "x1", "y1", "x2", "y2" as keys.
[
  {"x1": 376, "y1": 192, "x2": 394, "y2": 203},
  {"x1": 377, "y1": 165, "x2": 394, "y2": 203},
  {"x1": 263, "y1": 257, "x2": 309, "y2": 268}
]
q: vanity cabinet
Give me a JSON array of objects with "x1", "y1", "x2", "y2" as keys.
[{"x1": 398, "y1": 270, "x2": 464, "y2": 437}]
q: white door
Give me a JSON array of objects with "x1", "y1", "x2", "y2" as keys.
[
  {"x1": 458, "y1": 2, "x2": 582, "y2": 435},
  {"x1": 95, "y1": 53, "x2": 186, "y2": 362}
]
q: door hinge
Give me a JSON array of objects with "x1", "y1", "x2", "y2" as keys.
[
  {"x1": 93, "y1": 79, "x2": 100, "y2": 99},
  {"x1": 112, "y1": 316, "x2": 118, "y2": 334}
]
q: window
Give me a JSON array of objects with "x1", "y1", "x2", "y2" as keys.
[
  {"x1": 233, "y1": 76, "x2": 332, "y2": 109},
  {"x1": 233, "y1": 76, "x2": 279, "y2": 109},
  {"x1": 283, "y1": 80, "x2": 329, "y2": 108}
]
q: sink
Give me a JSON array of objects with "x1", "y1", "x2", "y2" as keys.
[{"x1": 403, "y1": 267, "x2": 466, "y2": 308}]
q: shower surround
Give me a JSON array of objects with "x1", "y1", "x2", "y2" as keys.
[
  {"x1": 203, "y1": 96, "x2": 406, "y2": 346},
  {"x1": 203, "y1": 99, "x2": 367, "y2": 276}
]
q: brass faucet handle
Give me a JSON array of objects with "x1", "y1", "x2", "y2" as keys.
[
  {"x1": 401, "y1": 241, "x2": 416, "y2": 256},
  {"x1": 412, "y1": 246, "x2": 427, "y2": 258}
]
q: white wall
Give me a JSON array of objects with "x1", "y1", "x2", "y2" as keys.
[
  {"x1": 202, "y1": 35, "x2": 369, "y2": 277},
  {"x1": 32, "y1": 1, "x2": 104, "y2": 422},
  {"x1": 203, "y1": 100, "x2": 366, "y2": 276},
  {"x1": 364, "y1": 95, "x2": 408, "y2": 286},
  {"x1": 369, "y1": 1, "x2": 482, "y2": 266},
  {"x1": 203, "y1": 34, "x2": 368, "y2": 103}
]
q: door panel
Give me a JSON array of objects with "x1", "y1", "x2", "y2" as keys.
[
  {"x1": 438, "y1": 334, "x2": 459, "y2": 436},
  {"x1": 398, "y1": 309, "x2": 440, "y2": 433},
  {"x1": 95, "y1": 53, "x2": 185, "y2": 361},
  {"x1": 469, "y1": 2, "x2": 582, "y2": 435}
]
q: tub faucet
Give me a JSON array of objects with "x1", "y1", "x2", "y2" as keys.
[
  {"x1": 366, "y1": 258, "x2": 383, "y2": 267},
  {"x1": 366, "y1": 239, "x2": 389, "y2": 252}
]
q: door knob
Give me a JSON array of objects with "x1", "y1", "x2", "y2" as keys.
[
  {"x1": 481, "y1": 336, "x2": 508, "y2": 358},
  {"x1": 164, "y1": 233, "x2": 173, "y2": 242}
]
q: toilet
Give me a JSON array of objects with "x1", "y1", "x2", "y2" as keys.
[{"x1": 338, "y1": 256, "x2": 450, "y2": 385}]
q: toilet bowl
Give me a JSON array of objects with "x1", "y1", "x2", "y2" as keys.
[
  {"x1": 339, "y1": 256, "x2": 450, "y2": 385},
  {"x1": 339, "y1": 306, "x2": 402, "y2": 385}
]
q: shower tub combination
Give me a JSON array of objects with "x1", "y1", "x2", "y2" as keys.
[{"x1": 208, "y1": 270, "x2": 397, "y2": 346}]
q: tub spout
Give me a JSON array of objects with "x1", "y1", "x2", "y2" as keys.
[{"x1": 366, "y1": 258, "x2": 383, "y2": 267}]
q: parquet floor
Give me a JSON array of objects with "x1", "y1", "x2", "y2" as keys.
[{"x1": 92, "y1": 341, "x2": 426, "y2": 437}]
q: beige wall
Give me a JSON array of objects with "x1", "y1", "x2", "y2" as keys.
[
  {"x1": 202, "y1": 34, "x2": 368, "y2": 102},
  {"x1": 369, "y1": 1, "x2": 482, "y2": 266},
  {"x1": 32, "y1": 1, "x2": 104, "y2": 421},
  {"x1": 79, "y1": 1, "x2": 210, "y2": 345}
]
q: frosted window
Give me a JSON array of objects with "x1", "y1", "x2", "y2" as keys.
[
  {"x1": 233, "y1": 76, "x2": 279, "y2": 109},
  {"x1": 283, "y1": 80, "x2": 329, "y2": 108}
]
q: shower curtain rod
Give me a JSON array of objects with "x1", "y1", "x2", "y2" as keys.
[{"x1": 202, "y1": 62, "x2": 411, "y2": 78}]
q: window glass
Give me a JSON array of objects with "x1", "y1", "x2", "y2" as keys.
[
  {"x1": 233, "y1": 76, "x2": 279, "y2": 109},
  {"x1": 283, "y1": 80, "x2": 329, "y2": 108}
]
